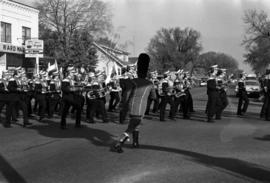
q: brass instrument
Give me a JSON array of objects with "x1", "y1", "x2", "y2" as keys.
[{"x1": 158, "y1": 80, "x2": 175, "y2": 96}]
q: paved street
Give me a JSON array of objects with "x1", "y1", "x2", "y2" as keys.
[{"x1": 0, "y1": 87, "x2": 270, "y2": 183}]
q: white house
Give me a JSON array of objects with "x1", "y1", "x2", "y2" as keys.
[
  {"x1": 93, "y1": 42, "x2": 130, "y2": 77},
  {"x1": 0, "y1": 0, "x2": 39, "y2": 76}
]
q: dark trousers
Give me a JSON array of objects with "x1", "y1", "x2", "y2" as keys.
[
  {"x1": 206, "y1": 91, "x2": 219, "y2": 120},
  {"x1": 47, "y1": 93, "x2": 61, "y2": 117},
  {"x1": 109, "y1": 92, "x2": 120, "y2": 111},
  {"x1": 16, "y1": 98, "x2": 29, "y2": 124},
  {"x1": 35, "y1": 93, "x2": 47, "y2": 118},
  {"x1": 119, "y1": 102, "x2": 129, "y2": 124},
  {"x1": 4, "y1": 93, "x2": 20, "y2": 125},
  {"x1": 86, "y1": 98, "x2": 107, "y2": 123},
  {"x1": 264, "y1": 93, "x2": 270, "y2": 120},
  {"x1": 216, "y1": 91, "x2": 228, "y2": 119},
  {"x1": 187, "y1": 90, "x2": 194, "y2": 112},
  {"x1": 125, "y1": 115, "x2": 142, "y2": 134},
  {"x1": 61, "y1": 94, "x2": 82, "y2": 127},
  {"x1": 261, "y1": 95, "x2": 267, "y2": 118},
  {"x1": 159, "y1": 96, "x2": 175, "y2": 121},
  {"x1": 27, "y1": 93, "x2": 34, "y2": 116},
  {"x1": 237, "y1": 90, "x2": 249, "y2": 115},
  {"x1": 145, "y1": 96, "x2": 159, "y2": 114},
  {"x1": 174, "y1": 95, "x2": 189, "y2": 118}
]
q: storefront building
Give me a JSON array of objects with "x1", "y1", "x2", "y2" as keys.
[{"x1": 0, "y1": 0, "x2": 39, "y2": 76}]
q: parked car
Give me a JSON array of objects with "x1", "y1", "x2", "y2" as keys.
[
  {"x1": 235, "y1": 80, "x2": 261, "y2": 98},
  {"x1": 245, "y1": 74, "x2": 257, "y2": 81}
]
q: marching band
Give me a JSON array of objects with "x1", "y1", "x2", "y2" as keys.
[{"x1": 0, "y1": 62, "x2": 267, "y2": 129}]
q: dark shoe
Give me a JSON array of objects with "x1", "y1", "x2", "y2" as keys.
[
  {"x1": 215, "y1": 117, "x2": 221, "y2": 120},
  {"x1": 23, "y1": 122, "x2": 32, "y2": 128},
  {"x1": 207, "y1": 119, "x2": 215, "y2": 123},
  {"x1": 87, "y1": 119, "x2": 95, "y2": 124},
  {"x1": 169, "y1": 117, "x2": 176, "y2": 121},
  {"x1": 183, "y1": 116, "x2": 190, "y2": 119},
  {"x1": 111, "y1": 143, "x2": 124, "y2": 153},
  {"x1": 103, "y1": 119, "x2": 109, "y2": 123},
  {"x1": 39, "y1": 117, "x2": 44, "y2": 121},
  {"x1": 74, "y1": 124, "x2": 82, "y2": 128},
  {"x1": 60, "y1": 125, "x2": 67, "y2": 130},
  {"x1": 28, "y1": 114, "x2": 34, "y2": 118},
  {"x1": 3, "y1": 123, "x2": 11, "y2": 128},
  {"x1": 144, "y1": 112, "x2": 149, "y2": 115},
  {"x1": 160, "y1": 119, "x2": 166, "y2": 122}
]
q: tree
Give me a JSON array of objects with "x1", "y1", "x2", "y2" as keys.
[
  {"x1": 147, "y1": 27, "x2": 202, "y2": 74},
  {"x1": 196, "y1": 51, "x2": 239, "y2": 75},
  {"x1": 36, "y1": 0, "x2": 112, "y2": 66},
  {"x1": 242, "y1": 10, "x2": 270, "y2": 74}
]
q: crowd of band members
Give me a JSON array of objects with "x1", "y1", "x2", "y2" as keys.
[
  {"x1": 5, "y1": 63, "x2": 269, "y2": 128},
  {"x1": 0, "y1": 65, "x2": 200, "y2": 128}
]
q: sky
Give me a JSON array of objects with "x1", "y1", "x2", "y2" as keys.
[{"x1": 19, "y1": 0, "x2": 270, "y2": 72}]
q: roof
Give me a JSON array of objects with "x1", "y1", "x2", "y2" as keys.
[
  {"x1": 99, "y1": 44, "x2": 129, "y2": 55},
  {"x1": 8, "y1": 0, "x2": 39, "y2": 11},
  {"x1": 93, "y1": 42, "x2": 128, "y2": 67}
]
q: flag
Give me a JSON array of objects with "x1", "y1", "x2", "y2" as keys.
[{"x1": 47, "y1": 60, "x2": 58, "y2": 74}]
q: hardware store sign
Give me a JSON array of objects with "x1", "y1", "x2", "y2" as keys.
[{"x1": 0, "y1": 43, "x2": 25, "y2": 54}]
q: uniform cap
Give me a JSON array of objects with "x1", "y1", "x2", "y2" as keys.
[
  {"x1": 164, "y1": 70, "x2": 170, "y2": 75},
  {"x1": 211, "y1": 65, "x2": 218, "y2": 68},
  {"x1": 89, "y1": 72, "x2": 95, "y2": 77}
]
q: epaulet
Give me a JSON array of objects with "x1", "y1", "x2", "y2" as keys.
[
  {"x1": 62, "y1": 78, "x2": 69, "y2": 82},
  {"x1": 9, "y1": 78, "x2": 15, "y2": 81}
]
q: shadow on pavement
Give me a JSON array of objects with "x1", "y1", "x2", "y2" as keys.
[
  {"x1": 28, "y1": 119, "x2": 270, "y2": 182},
  {"x1": 29, "y1": 119, "x2": 116, "y2": 147},
  {"x1": 127, "y1": 144, "x2": 270, "y2": 182},
  {"x1": 254, "y1": 135, "x2": 270, "y2": 141},
  {"x1": 0, "y1": 154, "x2": 27, "y2": 183}
]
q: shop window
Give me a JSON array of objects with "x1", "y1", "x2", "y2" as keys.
[
  {"x1": 1, "y1": 22, "x2": 11, "y2": 43},
  {"x1": 22, "y1": 27, "x2": 31, "y2": 44}
]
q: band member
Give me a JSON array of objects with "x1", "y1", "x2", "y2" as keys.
[
  {"x1": 263, "y1": 69, "x2": 270, "y2": 120},
  {"x1": 108, "y1": 76, "x2": 121, "y2": 112},
  {"x1": 215, "y1": 70, "x2": 228, "y2": 120},
  {"x1": 4, "y1": 75, "x2": 21, "y2": 127},
  {"x1": 159, "y1": 72, "x2": 175, "y2": 121},
  {"x1": 112, "y1": 53, "x2": 153, "y2": 153},
  {"x1": 119, "y1": 67, "x2": 134, "y2": 124},
  {"x1": 85, "y1": 75, "x2": 109, "y2": 123},
  {"x1": 60, "y1": 69, "x2": 83, "y2": 129},
  {"x1": 174, "y1": 78, "x2": 190, "y2": 119},
  {"x1": 16, "y1": 73, "x2": 31, "y2": 127},
  {"x1": 47, "y1": 74, "x2": 61, "y2": 118},
  {"x1": 206, "y1": 65, "x2": 220, "y2": 122},
  {"x1": 237, "y1": 73, "x2": 249, "y2": 116},
  {"x1": 34, "y1": 71, "x2": 48, "y2": 121},
  {"x1": 145, "y1": 72, "x2": 159, "y2": 115}
]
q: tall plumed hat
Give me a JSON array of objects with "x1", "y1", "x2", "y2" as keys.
[{"x1": 137, "y1": 53, "x2": 150, "y2": 78}]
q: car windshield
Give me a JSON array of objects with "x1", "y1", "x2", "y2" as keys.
[{"x1": 245, "y1": 81, "x2": 259, "y2": 86}]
